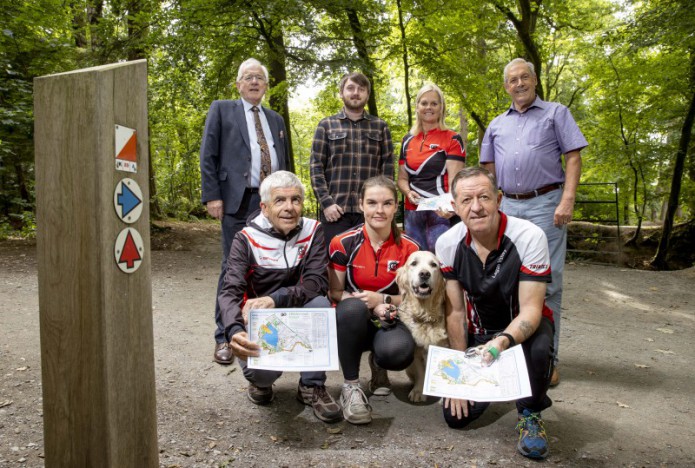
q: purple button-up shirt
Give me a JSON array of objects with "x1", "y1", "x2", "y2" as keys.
[{"x1": 480, "y1": 97, "x2": 588, "y2": 194}]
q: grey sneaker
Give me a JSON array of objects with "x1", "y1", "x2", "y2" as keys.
[
  {"x1": 297, "y1": 383, "x2": 342, "y2": 423},
  {"x1": 368, "y1": 352, "x2": 391, "y2": 396},
  {"x1": 340, "y1": 382, "x2": 372, "y2": 425},
  {"x1": 247, "y1": 384, "x2": 273, "y2": 405}
]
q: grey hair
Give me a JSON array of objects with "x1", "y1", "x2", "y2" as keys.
[
  {"x1": 503, "y1": 58, "x2": 536, "y2": 83},
  {"x1": 260, "y1": 170, "x2": 305, "y2": 203},
  {"x1": 237, "y1": 58, "x2": 269, "y2": 83},
  {"x1": 410, "y1": 83, "x2": 448, "y2": 136},
  {"x1": 451, "y1": 166, "x2": 498, "y2": 199}
]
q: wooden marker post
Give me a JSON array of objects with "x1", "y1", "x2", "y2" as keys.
[{"x1": 34, "y1": 60, "x2": 158, "y2": 467}]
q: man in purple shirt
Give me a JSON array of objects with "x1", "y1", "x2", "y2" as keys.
[{"x1": 480, "y1": 58, "x2": 588, "y2": 386}]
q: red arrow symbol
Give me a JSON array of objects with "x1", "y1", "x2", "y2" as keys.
[{"x1": 119, "y1": 230, "x2": 141, "y2": 268}]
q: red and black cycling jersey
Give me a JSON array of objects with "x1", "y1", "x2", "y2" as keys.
[
  {"x1": 436, "y1": 212, "x2": 553, "y2": 336},
  {"x1": 399, "y1": 128, "x2": 466, "y2": 210},
  {"x1": 329, "y1": 224, "x2": 419, "y2": 295}
]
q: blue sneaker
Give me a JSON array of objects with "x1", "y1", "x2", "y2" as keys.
[{"x1": 516, "y1": 409, "x2": 549, "y2": 459}]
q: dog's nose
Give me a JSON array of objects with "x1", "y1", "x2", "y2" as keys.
[{"x1": 418, "y1": 270, "x2": 431, "y2": 280}]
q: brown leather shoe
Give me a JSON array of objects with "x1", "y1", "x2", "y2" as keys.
[
  {"x1": 214, "y1": 342, "x2": 234, "y2": 365},
  {"x1": 549, "y1": 367, "x2": 560, "y2": 387},
  {"x1": 247, "y1": 384, "x2": 274, "y2": 405}
]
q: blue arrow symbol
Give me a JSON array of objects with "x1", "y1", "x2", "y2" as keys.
[{"x1": 117, "y1": 182, "x2": 142, "y2": 218}]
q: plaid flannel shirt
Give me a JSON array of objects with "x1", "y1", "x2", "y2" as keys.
[{"x1": 310, "y1": 109, "x2": 394, "y2": 212}]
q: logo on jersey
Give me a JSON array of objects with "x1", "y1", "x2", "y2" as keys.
[
  {"x1": 387, "y1": 260, "x2": 400, "y2": 272},
  {"x1": 297, "y1": 245, "x2": 307, "y2": 259}
]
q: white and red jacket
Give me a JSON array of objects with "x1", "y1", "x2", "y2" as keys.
[{"x1": 219, "y1": 211, "x2": 328, "y2": 340}]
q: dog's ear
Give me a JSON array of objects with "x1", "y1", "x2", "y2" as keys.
[
  {"x1": 396, "y1": 264, "x2": 408, "y2": 297},
  {"x1": 431, "y1": 272, "x2": 446, "y2": 311}
]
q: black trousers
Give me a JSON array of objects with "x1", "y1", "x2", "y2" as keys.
[
  {"x1": 443, "y1": 316, "x2": 555, "y2": 428},
  {"x1": 336, "y1": 297, "x2": 415, "y2": 380}
]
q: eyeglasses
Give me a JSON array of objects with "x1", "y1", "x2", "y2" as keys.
[
  {"x1": 507, "y1": 74, "x2": 533, "y2": 86},
  {"x1": 242, "y1": 74, "x2": 267, "y2": 83}
]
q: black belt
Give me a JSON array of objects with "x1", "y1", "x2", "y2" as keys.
[{"x1": 502, "y1": 183, "x2": 563, "y2": 200}]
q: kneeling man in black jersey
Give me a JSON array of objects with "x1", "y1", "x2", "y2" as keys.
[
  {"x1": 436, "y1": 166, "x2": 555, "y2": 459},
  {"x1": 219, "y1": 170, "x2": 341, "y2": 423}
]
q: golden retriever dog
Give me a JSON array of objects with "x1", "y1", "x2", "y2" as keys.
[{"x1": 396, "y1": 250, "x2": 448, "y2": 402}]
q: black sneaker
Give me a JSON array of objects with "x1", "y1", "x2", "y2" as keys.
[
  {"x1": 297, "y1": 383, "x2": 342, "y2": 423},
  {"x1": 516, "y1": 409, "x2": 549, "y2": 459},
  {"x1": 247, "y1": 384, "x2": 274, "y2": 405}
]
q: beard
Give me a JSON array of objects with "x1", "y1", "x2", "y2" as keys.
[{"x1": 342, "y1": 96, "x2": 368, "y2": 112}]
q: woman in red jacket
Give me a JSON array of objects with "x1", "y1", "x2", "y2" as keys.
[
  {"x1": 328, "y1": 176, "x2": 419, "y2": 425},
  {"x1": 397, "y1": 83, "x2": 466, "y2": 252}
]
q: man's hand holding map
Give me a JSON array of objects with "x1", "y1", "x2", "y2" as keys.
[{"x1": 247, "y1": 308, "x2": 339, "y2": 371}]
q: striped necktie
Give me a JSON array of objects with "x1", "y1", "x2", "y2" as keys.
[{"x1": 251, "y1": 106, "x2": 271, "y2": 181}]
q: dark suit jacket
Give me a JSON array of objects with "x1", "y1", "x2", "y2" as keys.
[{"x1": 200, "y1": 99, "x2": 290, "y2": 215}]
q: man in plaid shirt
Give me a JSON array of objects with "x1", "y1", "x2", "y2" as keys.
[{"x1": 310, "y1": 72, "x2": 394, "y2": 248}]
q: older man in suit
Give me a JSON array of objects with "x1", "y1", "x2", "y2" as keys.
[{"x1": 200, "y1": 57, "x2": 291, "y2": 365}]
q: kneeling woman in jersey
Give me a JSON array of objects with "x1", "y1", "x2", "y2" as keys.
[{"x1": 328, "y1": 176, "x2": 420, "y2": 425}]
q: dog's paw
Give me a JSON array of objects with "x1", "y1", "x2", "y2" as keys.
[{"x1": 408, "y1": 388, "x2": 427, "y2": 403}]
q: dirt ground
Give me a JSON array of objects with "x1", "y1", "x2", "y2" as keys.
[{"x1": 1, "y1": 220, "x2": 694, "y2": 467}]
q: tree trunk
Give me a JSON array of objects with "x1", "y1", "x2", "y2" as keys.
[
  {"x1": 396, "y1": 0, "x2": 412, "y2": 128},
  {"x1": 247, "y1": 7, "x2": 295, "y2": 174},
  {"x1": 70, "y1": 1, "x2": 88, "y2": 48},
  {"x1": 90, "y1": 0, "x2": 104, "y2": 53},
  {"x1": 267, "y1": 29, "x2": 295, "y2": 174},
  {"x1": 625, "y1": 146, "x2": 645, "y2": 246},
  {"x1": 346, "y1": 7, "x2": 378, "y2": 117},
  {"x1": 689, "y1": 135, "x2": 695, "y2": 181},
  {"x1": 651, "y1": 52, "x2": 695, "y2": 269},
  {"x1": 126, "y1": 0, "x2": 145, "y2": 61},
  {"x1": 491, "y1": 0, "x2": 544, "y2": 99},
  {"x1": 611, "y1": 56, "x2": 644, "y2": 247},
  {"x1": 469, "y1": 110, "x2": 487, "y2": 157},
  {"x1": 459, "y1": 107, "x2": 468, "y2": 151},
  {"x1": 625, "y1": 160, "x2": 641, "y2": 246}
]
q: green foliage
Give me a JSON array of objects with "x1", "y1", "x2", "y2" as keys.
[
  {"x1": 0, "y1": 0, "x2": 76, "y2": 230},
  {"x1": 0, "y1": 0, "x2": 693, "y2": 239},
  {"x1": 0, "y1": 210, "x2": 36, "y2": 240}
]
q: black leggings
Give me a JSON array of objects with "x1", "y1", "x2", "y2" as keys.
[{"x1": 336, "y1": 297, "x2": 416, "y2": 381}]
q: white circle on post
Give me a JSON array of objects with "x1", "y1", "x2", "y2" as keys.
[
  {"x1": 114, "y1": 227, "x2": 145, "y2": 273},
  {"x1": 113, "y1": 178, "x2": 143, "y2": 224}
]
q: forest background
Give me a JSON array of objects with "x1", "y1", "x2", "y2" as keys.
[{"x1": 1, "y1": 0, "x2": 693, "y2": 268}]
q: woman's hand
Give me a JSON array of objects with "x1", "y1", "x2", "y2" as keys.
[
  {"x1": 373, "y1": 303, "x2": 396, "y2": 321},
  {"x1": 407, "y1": 190, "x2": 422, "y2": 205},
  {"x1": 435, "y1": 207, "x2": 454, "y2": 219},
  {"x1": 352, "y1": 290, "x2": 382, "y2": 310}
]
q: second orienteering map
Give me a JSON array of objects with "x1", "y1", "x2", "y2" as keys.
[
  {"x1": 247, "y1": 308, "x2": 339, "y2": 371},
  {"x1": 423, "y1": 345, "x2": 532, "y2": 402}
]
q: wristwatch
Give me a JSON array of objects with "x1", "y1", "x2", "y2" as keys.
[{"x1": 383, "y1": 294, "x2": 392, "y2": 304}]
